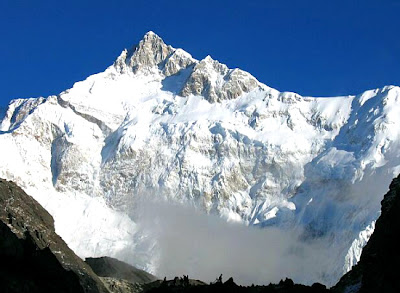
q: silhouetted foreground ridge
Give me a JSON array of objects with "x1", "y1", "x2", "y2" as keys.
[
  {"x1": 333, "y1": 173, "x2": 400, "y2": 293},
  {"x1": 0, "y1": 178, "x2": 108, "y2": 293}
]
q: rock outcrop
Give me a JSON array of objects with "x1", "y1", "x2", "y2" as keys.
[
  {"x1": 333, "y1": 174, "x2": 400, "y2": 292},
  {"x1": 113, "y1": 31, "x2": 259, "y2": 102},
  {"x1": 114, "y1": 31, "x2": 195, "y2": 77},
  {"x1": 0, "y1": 178, "x2": 108, "y2": 293},
  {"x1": 180, "y1": 56, "x2": 259, "y2": 102},
  {"x1": 125, "y1": 31, "x2": 174, "y2": 73},
  {"x1": 86, "y1": 256, "x2": 158, "y2": 284}
]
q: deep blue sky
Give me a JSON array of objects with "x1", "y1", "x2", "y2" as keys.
[{"x1": 1, "y1": 0, "x2": 400, "y2": 107}]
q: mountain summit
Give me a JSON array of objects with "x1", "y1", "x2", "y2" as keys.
[
  {"x1": 115, "y1": 31, "x2": 175, "y2": 74},
  {"x1": 0, "y1": 32, "x2": 400, "y2": 286},
  {"x1": 115, "y1": 31, "x2": 260, "y2": 102}
]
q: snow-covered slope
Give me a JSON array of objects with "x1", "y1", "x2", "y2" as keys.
[{"x1": 1, "y1": 31, "x2": 400, "y2": 285}]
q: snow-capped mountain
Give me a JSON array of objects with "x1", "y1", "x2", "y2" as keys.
[{"x1": 0, "y1": 31, "x2": 399, "y2": 285}]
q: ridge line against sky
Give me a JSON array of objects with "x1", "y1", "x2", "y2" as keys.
[{"x1": 0, "y1": 0, "x2": 400, "y2": 106}]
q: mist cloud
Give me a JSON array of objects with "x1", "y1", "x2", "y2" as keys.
[{"x1": 125, "y1": 198, "x2": 333, "y2": 286}]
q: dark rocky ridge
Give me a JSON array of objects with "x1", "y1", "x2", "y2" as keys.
[
  {"x1": 0, "y1": 178, "x2": 108, "y2": 293},
  {"x1": 85, "y1": 256, "x2": 158, "y2": 284},
  {"x1": 333, "y1": 173, "x2": 400, "y2": 293},
  {"x1": 145, "y1": 276, "x2": 328, "y2": 293}
]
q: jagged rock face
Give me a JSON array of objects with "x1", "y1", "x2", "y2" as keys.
[
  {"x1": 114, "y1": 31, "x2": 257, "y2": 102},
  {"x1": 181, "y1": 56, "x2": 259, "y2": 102},
  {"x1": 1, "y1": 32, "x2": 400, "y2": 286},
  {"x1": 127, "y1": 32, "x2": 174, "y2": 73},
  {"x1": 0, "y1": 178, "x2": 108, "y2": 293},
  {"x1": 162, "y1": 49, "x2": 196, "y2": 77},
  {"x1": 333, "y1": 174, "x2": 400, "y2": 293},
  {"x1": 114, "y1": 31, "x2": 195, "y2": 77}
]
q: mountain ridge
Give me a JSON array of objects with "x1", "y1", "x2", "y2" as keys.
[
  {"x1": 0, "y1": 178, "x2": 108, "y2": 293},
  {"x1": 0, "y1": 31, "x2": 399, "y2": 286}
]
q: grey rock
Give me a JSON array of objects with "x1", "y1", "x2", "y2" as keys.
[
  {"x1": 180, "y1": 55, "x2": 259, "y2": 102},
  {"x1": 114, "y1": 32, "x2": 258, "y2": 102},
  {"x1": 115, "y1": 31, "x2": 173, "y2": 74},
  {"x1": 162, "y1": 49, "x2": 195, "y2": 77}
]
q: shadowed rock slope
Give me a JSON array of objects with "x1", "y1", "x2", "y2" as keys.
[
  {"x1": 86, "y1": 256, "x2": 158, "y2": 284},
  {"x1": 333, "y1": 173, "x2": 400, "y2": 293},
  {"x1": 0, "y1": 178, "x2": 108, "y2": 293}
]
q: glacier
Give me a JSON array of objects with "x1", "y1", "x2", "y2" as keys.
[{"x1": 0, "y1": 31, "x2": 400, "y2": 285}]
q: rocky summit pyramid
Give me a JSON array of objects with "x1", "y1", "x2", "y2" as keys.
[{"x1": 0, "y1": 32, "x2": 400, "y2": 286}]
